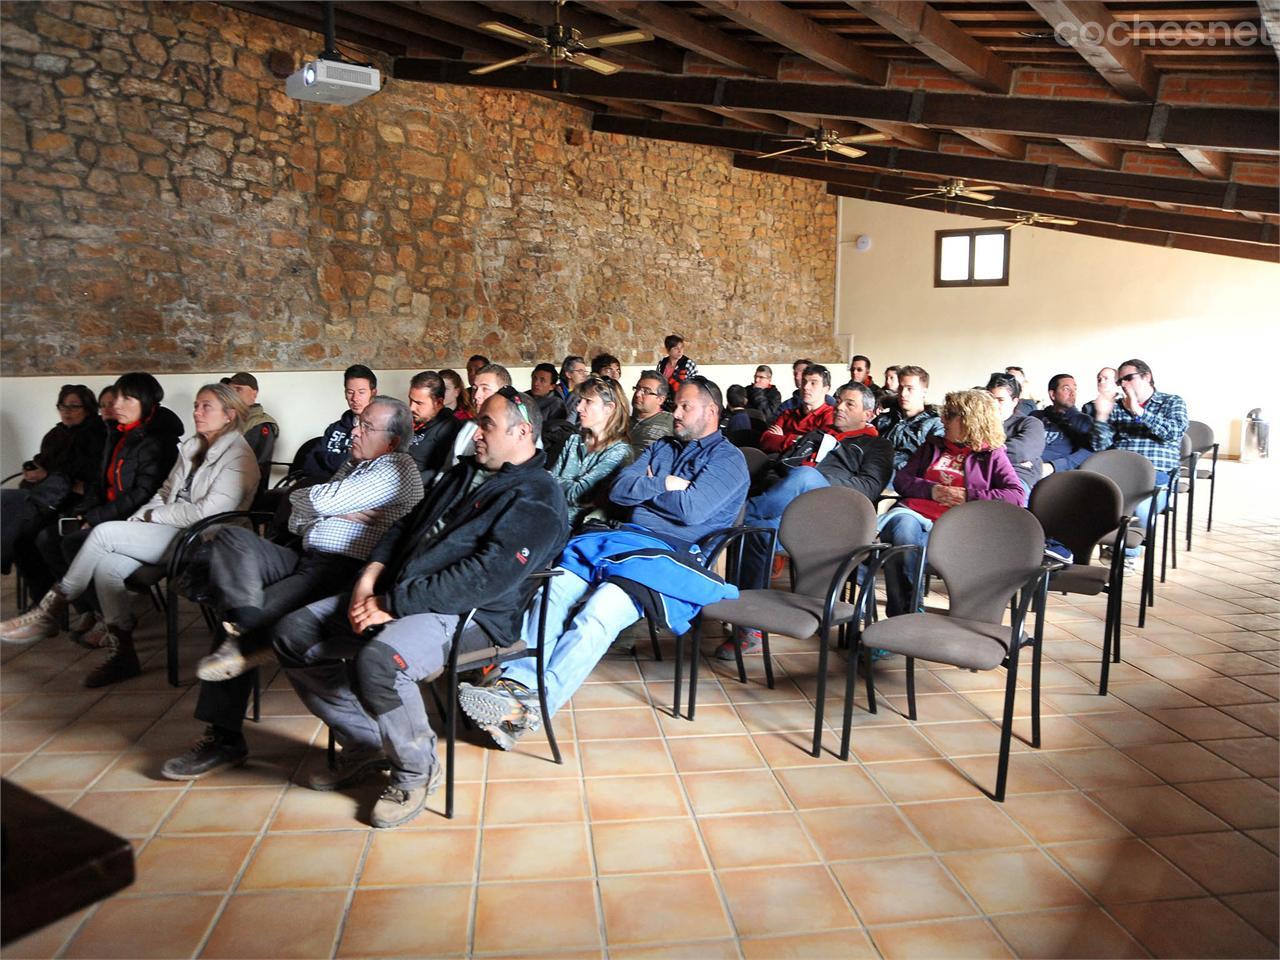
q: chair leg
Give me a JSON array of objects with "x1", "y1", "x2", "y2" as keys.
[
  {"x1": 905, "y1": 657, "x2": 917, "y2": 721},
  {"x1": 862, "y1": 646, "x2": 877, "y2": 714},
  {"x1": 1099, "y1": 588, "x2": 1114, "y2": 697},
  {"x1": 1185, "y1": 475, "x2": 1195, "y2": 552},
  {"x1": 673, "y1": 624, "x2": 686, "y2": 720},
  {"x1": 1205, "y1": 470, "x2": 1216, "y2": 532},
  {"x1": 811, "y1": 628, "x2": 830, "y2": 758},
  {"x1": 761, "y1": 631, "x2": 774, "y2": 690},
  {"x1": 165, "y1": 584, "x2": 180, "y2": 688},
  {"x1": 687, "y1": 628, "x2": 700, "y2": 720},
  {"x1": 251, "y1": 668, "x2": 261, "y2": 723},
  {"x1": 1160, "y1": 499, "x2": 1171, "y2": 583},
  {"x1": 732, "y1": 628, "x2": 748, "y2": 685},
  {"x1": 536, "y1": 648, "x2": 560, "y2": 766},
  {"x1": 993, "y1": 647, "x2": 1022, "y2": 803},
  {"x1": 1169, "y1": 485, "x2": 1178, "y2": 572},
  {"x1": 647, "y1": 618, "x2": 662, "y2": 662},
  {"x1": 840, "y1": 635, "x2": 860, "y2": 761},
  {"x1": 326, "y1": 727, "x2": 336, "y2": 769},
  {"x1": 445, "y1": 665, "x2": 457, "y2": 819}
]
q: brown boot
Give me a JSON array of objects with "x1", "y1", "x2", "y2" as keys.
[
  {"x1": 84, "y1": 626, "x2": 141, "y2": 688},
  {"x1": 1, "y1": 588, "x2": 68, "y2": 644}
]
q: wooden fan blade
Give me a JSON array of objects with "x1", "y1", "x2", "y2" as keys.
[
  {"x1": 1048, "y1": 217, "x2": 1078, "y2": 225},
  {"x1": 829, "y1": 144, "x2": 867, "y2": 160},
  {"x1": 1003, "y1": 222, "x2": 1023, "y2": 229},
  {"x1": 903, "y1": 192, "x2": 937, "y2": 201},
  {"x1": 837, "y1": 133, "x2": 891, "y2": 144},
  {"x1": 756, "y1": 145, "x2": 805, "y2": 160},
  {"x1": 570, "y1": 51, "x2": 623, "y2": 74},
  {"x1": 579, "y1": 29, "x2": 652, "y2": 47},
  {"x1": 478, "y1": 20, "x2": 544, "y2": 45},
  {"x1": 470, "y1": 53, "x2": 537, "y2": 75},
  {"x1": 959, "y1": 191, "x2": 995, "y2": 201},
  {"x1": 972, "y1": 184, "x2": 1002, "y2": 191}
]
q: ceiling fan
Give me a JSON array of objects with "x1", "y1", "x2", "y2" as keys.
[
  {"x1": 756, "y1": 126, "x2": 889, "y2": 161},
  {"x1": 1003, "y1": 212, "x2": 1079, "y2": 229},
  {"x1": 904, "y1": 179, "x2": 1004, "y2": 202},
  {"x1": 470, "y1": 1, "x2": 652, "y2": 79}
]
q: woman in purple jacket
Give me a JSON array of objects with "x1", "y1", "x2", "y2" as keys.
[{"x1": 878, "y1": 389, "x2": 1024, "y2": 615}]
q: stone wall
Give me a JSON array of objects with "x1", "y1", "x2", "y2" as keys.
[{"x1": 0, "y1": 1, "x2": 837, "y2": 377}]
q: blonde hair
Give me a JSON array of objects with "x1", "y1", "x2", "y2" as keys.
[
  {"x1": 192, "y1": 383, "x2": 249, "y2": 470},
  {"x1": 942, "y1": 389, "x2": 1005, "y2": 451},
  {"x1": 578, "y1": 375, "x2": 631, "y2": 450}
]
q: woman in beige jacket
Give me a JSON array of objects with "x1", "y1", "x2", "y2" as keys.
[{"x1": 1, "y1": 383, "x2": 260, "y2": 686}]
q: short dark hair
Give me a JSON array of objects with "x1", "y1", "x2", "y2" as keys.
[
  {"x1": 57, "y1": 384, "x2": 98, "y2": 416},
  {"x1": 409, "y1": 370, "x2": 445, "y2": 400},
  {"x1": 533, "y1": 362, "x2": 558, "y2": 381},
  {"x1": 560, "y1": 355, "x2": 585, "y2": 380},
  {"x1": 1118, "y1": 358, "x2": 1154, "y2": 389},
  {"x1": 985, "y1": 372, "x2": 1022, "y2": 399},
  {"x1": 682, "y1": 375, "x2": 723, "y2": 414},
  {"x1": 591, "y1": 353, "x2": 621, "y2": 374},
  {"x1": 113, "y1": 372, "x2": 164, "y2": 420},
  {"x1": 755, "y1": 364, "x2": 772, "y2": 378},
  {"x1": 850, "y1": 354, "x2": 871, "y2": 368},
  {"x1": 637, "y1": 371, "x2": 669, "y2": 398},
  {"x1": 344, "y1": 364, "x2": 377, "y2": 390},
  {"x1": 664, "y1": 334, "x2": 684, "y2": 351},
  {"x1": 726, "y1": 384, "x2": 748, "y2": 409},
  {"x1": 837, "y1": 382, "x2": 877, "y2": 411},
  {"x1": 792, "y1": 357, "x2": 813, "y2": 371},
  {"x1": 1047, "y1": 373, "x2": 1074, "y2": 393},
  {"x1": 884, "y1": 365, "x2": 900, "y2": 379},
  {"x1": 468, "y1": 354, "x2": 489, "y2": 366},
  {"x1": 1005, "y1": 366, "x2": 1025, "y2": 377},
  {"x1": 802, "y1": 364, "x2": 832, "y2": 389},
  {"x1": 897, "y1": 364, "x2": 929, "y2": 387},
  {"x1": 476, "y1": 362, "x2": 512, "y2": 387},
  {"x1": 494, "y1": 385, "x2": 544, "y2": 436}
]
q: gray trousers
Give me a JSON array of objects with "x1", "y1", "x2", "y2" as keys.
[
  {"x1": 58, "y1": 520, "x2": 182, "y2": 630},
  {"x1": 273, "y1": 593, "x2": 480, "y2": 790}
]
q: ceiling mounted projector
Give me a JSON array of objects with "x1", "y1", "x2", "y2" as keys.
[{"x1": 286, "y1": 59, "x2": 380, "y2": 105}]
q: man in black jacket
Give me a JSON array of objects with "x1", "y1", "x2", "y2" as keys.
[
  {"x1": 302, "y1": 364, "x2": 377, "y2": 479},
  {"x1": 737, "y1": 382, "x2": 894, "y2": 593},
  {"x1": 405, "y1": 370, "x2": 461, "y2": 487},
  {"x1": 273, "y1": 388, "x2": 568, "y2": 828}
]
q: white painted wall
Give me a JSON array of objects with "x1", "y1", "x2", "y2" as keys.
[
  {"x1": 836, "y1": 197, "x2": 1280, "y2": 456},
  {"x1": 0, "y1": 362, "x2": 812, "y2": 477}
]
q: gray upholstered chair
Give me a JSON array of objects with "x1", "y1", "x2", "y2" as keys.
[
  {"x1": 689, "y1": 486, "x2": 882, "y2": 759},
  {"x1": 857, "y1": 500, "x2": 1057, "y2": 802},
  {"x1": 1182, "y1": 420, "x2": 1218, "y2": 550},
  {"x1": 1029, "y1": 471, "x2": 1131, "y2": 695},
  {"x1": 1081, "y1": 449, "x2": 1159, "y2": 628}
]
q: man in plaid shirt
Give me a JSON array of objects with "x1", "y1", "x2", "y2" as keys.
[
  {"x1": 160, "y1": 396, "x2": 423, "y2": 781},
  {"x1": 1090, "y1": 358, "x2": 1188, "y2": 558}
]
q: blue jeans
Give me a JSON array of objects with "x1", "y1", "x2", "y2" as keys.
[
  {"x1": 740, "y1": 468, "x2": 831, "y2": 589},
  {"x1": 501, "y1": 570, "x2": 641, "y2": 717},
  {"x1": 1128, "y1": 471, "x2": 1170, "y2": 557},
  {"x1": 877, "y1": 507, "x2": 934, "y2": 616}
]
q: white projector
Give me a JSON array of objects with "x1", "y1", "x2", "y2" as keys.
[{"x1": 286, "y1": 59, "x2": 380, "y2": 105}]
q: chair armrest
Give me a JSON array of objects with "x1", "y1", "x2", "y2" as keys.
[
  {"x1": 695, "y1": 525, "x2": 779, "y2": 585},
  {"x1": 165, "y1": 510, "x2": 276, "y2": 580},
  {"x1": 2, "y1": 472, "x2": 22, "y2": 486},
  {"x1": 1009, "y1": 558, "x2": 1061, "y2": 644},
  {"x1": 527, "y1": 568, "x2": 565, "y2": 582},
  {"x1": 820, "y1": 541, "x2": 888, "y2": 631}
]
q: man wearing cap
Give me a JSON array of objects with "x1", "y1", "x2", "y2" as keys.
[
  {"x1": 272, "y1": 387, "x2": 569, "y2": 828},
  {"x1": 223, "y1": 372, "x2": 278, "y2": 482},
  {"x1": 459, "y1": 377, "x2": 748, "y2": 751}
]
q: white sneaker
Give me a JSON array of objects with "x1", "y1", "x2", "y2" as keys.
[
  {"x1": 196, "y1": 638, "x2": 276, "y2": 682},
  {"x1": 0, "y1": 590, "x2": 65, "y2": 644}
]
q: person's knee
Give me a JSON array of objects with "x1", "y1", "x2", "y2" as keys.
[
  {"x1": 354, "y1": 640, "x2": 405, "y2": 716},
  {"x1": 272, "y1": 608, "x2": 324, "y2": 667}
]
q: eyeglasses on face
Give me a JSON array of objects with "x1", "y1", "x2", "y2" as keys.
[
  {"x1": 1118, "y1": 372, "x2": 1143, "y2": 383},
  {"x1": 355, "y1": 419, "x2": 393, "y2": 433},
  {"x1": 633, "y1": 386, "x2": 662, "y2": 398}
]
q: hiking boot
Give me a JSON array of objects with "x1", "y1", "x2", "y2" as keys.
[
  {"x1": 458, "y1": 678, "x2": 543, "y2": 751},
  {"x1": 84, "y1": 627, "x2": 141, "y2": 687},
  {"x1": 70, "y1": 615, "x2": 110, "y2": 650},
  {"x1": 307, "y1": 750, "x2": 390, "y2": 791},
  {"x1": 715, "y1": 627, "x2": 762, "y2": 661},
  {"x1": 370, "y1": 765, "x2": 441, "y2": 829},
  {"x1": 1, "y1": 588, "x2": 67, "y2": 644},
  {"x1": 161, "y1": 727, "x2": 249, "y2": 780},
  {"x1": 197, "y1": 637, "x2": 276, "y2": 682}
]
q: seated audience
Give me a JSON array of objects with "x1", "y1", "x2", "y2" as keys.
[
  {"x1": 222, "y1": 372, "x2": 278, "y2": 485},
  {"x1": 1031, "y1": 373, "x2": 1093, "y2": 475},
  {"x1": 760, "y1": 364, "x2": 835, "y2": 454},
  {"x1": 883, "y1": 365, "x2": 900, "y2": 395},
  {"x1": 458, "y1": 378, "x2": 747, "y2": 750},
  {"x1": 1005, "y1": 365, "x2": 1037, "y2": 415},
  {"x1": 777, "y1": 358, "x2": 813, "y2": 415},
  {"x1": 656, "y1": 334, "x2": 697, "y2": 404},
  {"x1": 849, "y1": 354, "x2": 877, "y2": 390},
  {"x1": 629, "y1": 371, "x2": 674, "y2": 454},
  {"x1": 2, "y1": 384, "x2": 258, "y2": 687},
  {"x1": 551, "y1": 376, "x2": 633, "y2": 526},
  {"x1": 2, "y1": 385, "x2": 107, "y2": 597},
  {"x1": 745, "y1": 364, "x2": 782, "y2": 421},
  {"x1": 873, "y1": 364, "x2": 943, "y2": 470},
  {"x1": 303, "y1": 364, "x2": 377, "y2": 479},
  {"x1": 986, "y1": 372, "x2": 1046, "y2": 500},
  {"x1": 449, "y1": 363, "x2": 510, "y2": 467},
  {"x1": 1082, "y1": 366, "x2": 1122, "y2": 419},
  {"x1": 879, "y1": 390, "x2": 1023, "y2": 616},
  {"x1": 591, "y1": 353, "x2": 623, "y2": 381},
  {"x1": 558, "y1": 355, "x2": 590, "y2": 423},
  {"x1": 530, "y1": 362, "x2": 567, "y2": 423},
  {"x1": 720, "y1": 384, "x2": 758, "y2": 436},
  {"x1": 727, "y1": 382, "x2": 893, "y2": 656},
  {"x1": 97, "y1": 385, "x2": 118, "y2": 426},
  {"x1": 464, "y1": 354, "x2": 488, "y2": 406},
  {"x1": 161, "y1": 397, "x2": 424, "y2": 780},
  {"x1": 405, "y1": 371, "x2": 461, "y2": 487},
  {"x1": 439, "y1": 369, "x2": 473, "y2": 420},
  {"x1": 273, "y1": 389, "x2": 567, "y2": 828}
]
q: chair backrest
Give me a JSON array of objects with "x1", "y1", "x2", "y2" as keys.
[
  {"x1": 1187, "y1": 420, "x2": 1214, "y2": 454},
  {"x1": 288, "y1": 435, "x2": 325, "y2": 475},
  {"x1": 778, "y1": 487, "x2": 878, "y2": 598},
  {"x1": 1180, "y1": 433, "x2": 1193, "y2": 458},
  {"x1": 739, "y1": 447, "x2": 771, "y2": 481},
  {"x1": 928, "y1": 501, "x2": 1046, "y2": 624},
  {"x1": 1080, "y1": 449, "x2": 1156, "y2": 515},
  {"x1": 1028, "y1": 471, "x2": 1122, "y2": 564}
]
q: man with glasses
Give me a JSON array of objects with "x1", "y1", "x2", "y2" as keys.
[
  {"x1": 273, "y1": 388, "x2": 568, "y2": 828},
  {"x1": 161, "y1": 397, "x2": 423, "y2": 781},
  {"x1": 630, "y1": 371, "x2": 674, "y2": 454}
]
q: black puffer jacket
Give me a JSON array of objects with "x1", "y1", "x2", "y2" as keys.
[
  {"x1": 22, "y1": 416, "x2": 109, "y2": 511},
  {"x1": 73, "y1": 406, "x2": 185, "y2": 526},
  {"x1": 369, "y1": 452, "x2": 569, "y2": 643}
]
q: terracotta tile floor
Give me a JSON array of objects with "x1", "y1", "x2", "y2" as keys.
[{"x1": 3, "y1": 461, "x2": 1278, "y2": 958}]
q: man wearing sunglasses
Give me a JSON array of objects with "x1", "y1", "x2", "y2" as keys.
[
  {"x1": 273, "y1": 388, "x2": 568, "y2": 828},
  {"x1": 630, "y1": 371, "x2": 674, "y2": 454}
]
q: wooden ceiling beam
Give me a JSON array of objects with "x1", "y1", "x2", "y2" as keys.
[
  {"x1": 394, "y1": 59, "x2": 1279, "y2": 154},
  {"x1": 846, "y1": 1, "x2": 1013, "y2": 93},
  {"x1": 953, "y1": 129, "x2": 1027, "y2": 159},
  {"x1": 696, "y1": 0, "x2": 887, "y2": 84},
  {"x1": 586, "y1": 115, "x2": 1279, "y2": 214},
  {"x1": 1026, "y1": 1, "x2": 1159, "y2": 100},
  {"x1": 1177, "y1": 147, "x2": 1233, "y2": 178},
  {"x1": 1059, "y1": 138, "x2": 1125, "y2": 168},
  {"x1": 578, "y1": 0, "x2": 780, "y2": 77},
  {"x1": 225, "y1": 2, "x2": 402, "y2": 54},
  {"x1": 334, "y1": 2, "x2": 508, "y2": 58}
]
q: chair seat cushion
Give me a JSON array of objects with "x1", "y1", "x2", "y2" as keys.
[
  {"x1": 124, "y1": 564, "x2": 166, "y2": 590},
  {"x1": 1195, "y1": 468, "x2": 1213, "y2": 479},
  {"x1": 1101, "y1": 526, "x2": 1144, "y2": 549},
  {"x1": 702, "y1": 591, "x2": 858, "y2": 639},
  {"x1": 456, "y1": 639, "x2": 526, "y2": 668},
  {"x1": 1050, "y1": 564, "x2": 1111, "y2": 596},
  {"x1": 861, "y1": 613, "x2": 1015, "y2": 671}
]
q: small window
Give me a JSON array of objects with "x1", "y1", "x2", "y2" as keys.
[{"x1": 934, "y1": 228, "x2": 1010, "y2": 287}]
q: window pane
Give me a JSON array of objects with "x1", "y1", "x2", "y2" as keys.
[
  {"x1": 939, "y1": 235, "x2": 970, "y2": 281},
  {"x1": 973, "y1": 232, "x2": 1006, "y2": 280}
]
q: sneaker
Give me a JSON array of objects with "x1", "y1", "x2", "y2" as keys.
[
  {"x1": 715, "y1": 627, "x2": 762, "y2": 661},
  {"x1": 458, "y1": 679, "x2": 543, "y2": 734},
  {"x1": 160, "y1": 727, "x2": 249, "y2": 780},
  {"x1": 70, "y1": 615, "x2": 109, "y2": 650},
  {"x1": 370, "y1": 764, "x2": 442, "y2": 829},
  {"x1": 83, "y1": 629, "x2": 141, "y2": 688},
  {"x1": 1122, "y1": 554, "x2": 1139, "y2": 576},
  {"x1": 307, "y1": 750, "x2": 390, "y2": 791},
  {"x1": 221, "y1": 620, "x2": 243, "y2": 639},
  {"x1": 196, "y1": 637, "x2": 276, "y2": 682},
  {"x1": 0, "y1": 589, "x2": 66, "y2": 644},
  {"x1": 478, "y1": 718, "x2": 532, "y2": 752}
]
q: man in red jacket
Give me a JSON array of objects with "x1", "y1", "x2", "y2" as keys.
[{"x1": 759, "y1": 364, "x2": 834, "y2": 454}]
